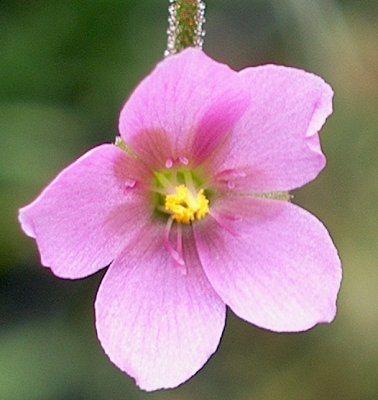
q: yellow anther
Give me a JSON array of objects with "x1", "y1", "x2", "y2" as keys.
[{"x1": 165, "y1": 185, "x2": 209, "y2": 224}]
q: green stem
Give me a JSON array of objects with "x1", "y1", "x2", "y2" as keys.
[{"x1": 165, "y1": 0, "x2": 206, "y2": 56}]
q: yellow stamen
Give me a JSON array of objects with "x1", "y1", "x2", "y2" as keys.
[{"x1": 165, "y1": 185, "x2": 209, "y2": 224}]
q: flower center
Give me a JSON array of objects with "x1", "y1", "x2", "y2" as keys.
[{"x1": 165, "y1": 185, "x2": 209, "y2": 224}]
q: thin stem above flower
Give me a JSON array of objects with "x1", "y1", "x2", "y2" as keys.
[{"x1": 165, "y1": 0, "x2": 206, "y2": 56}]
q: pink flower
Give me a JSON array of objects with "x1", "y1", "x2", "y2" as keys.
[{"x1": 19, "y1": 49, "x2": 342, "y2": 391}]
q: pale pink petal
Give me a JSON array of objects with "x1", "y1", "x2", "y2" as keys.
[
  {"x1": 19, "y1": 144, "x2": 151, "y2": 279},
  {"x1": 211, "y1": 65, "x2": 333, "y2": 192},
  {"x1": 119, "y1": 48, "x2": 249, "y2": 169},
  {"x1": 194, "y1": 197, "x2": 342, "y2": 332},
  {"x1": 95, "y1": 225, "x2": 225, "y2": 391}
]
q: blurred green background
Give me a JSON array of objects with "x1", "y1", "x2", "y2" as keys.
[{"x1": 1, "y1": 0, "x2": 377, "y2": 399}]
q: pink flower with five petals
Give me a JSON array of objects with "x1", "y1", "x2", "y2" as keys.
[{"x1": 19, "y1": 49, "x2": 342, "y2": 391}]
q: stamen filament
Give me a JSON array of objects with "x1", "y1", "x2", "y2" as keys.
[
  {"x1": 164, "y1": 217, "x2": 187, "y2": 274},
  {"x1": 183, "y1": 170, "x2": 195, "y2": 193},
  {"x1": 154, "y1": 171, "x2": 175, "y2": 192},
  {"x1": 176, "y1": 223, "x2": 183, "y2": 256}
]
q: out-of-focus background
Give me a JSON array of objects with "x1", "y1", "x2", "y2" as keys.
[{"x1": 1, "y1": 0, "x2": 377, "y2": 399}]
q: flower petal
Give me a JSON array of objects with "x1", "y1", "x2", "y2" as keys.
[
  {"x1": 212, "y1": 65, "x2": 333, "y2": 192},
  {"x1": 194, "y1": 197, "x2": 342, "y2": 332},
  {"x1": 95, "y1": 225, "x2": 225, "y2": 391},
  {"x1": 19, "y1": 144, "x2": 151, "y2": 279},
  {"x1": 119, "y1": 48, "x2": 249, "y2": 169}
]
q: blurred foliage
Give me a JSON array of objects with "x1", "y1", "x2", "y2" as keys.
[{"x1": 1, "y1": 0, "x2": 378, "y2": 399}]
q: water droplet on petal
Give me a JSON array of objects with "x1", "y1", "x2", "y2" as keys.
[
  {"x1": 227, "y1": 181, "x2": 235, "y2": 190},
  {"x1": 165, "y1": 159, "x2": 173, "y2": 169},
  {"x1": 124, "y1": 179, "x2": 136, "y2": 189},
  {"x1": 179, "y1": 156, "x2": 189, "y2": 165}
]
